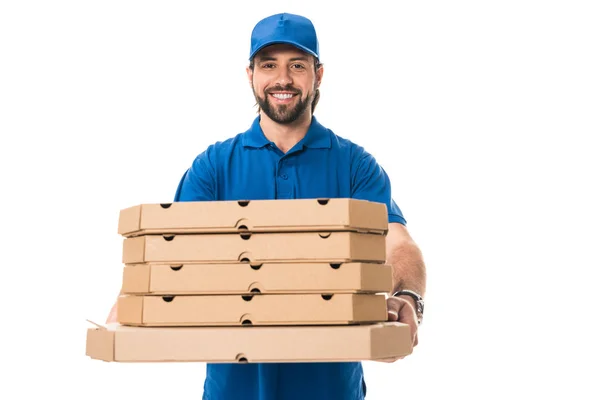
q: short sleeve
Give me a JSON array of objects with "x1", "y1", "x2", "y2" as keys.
[
  {"x1": 173, "y1": 147, "x2": 217, "y2": 202},
  {"x1": 351, "y1": 152, "x2": 406, "y2": 225}
]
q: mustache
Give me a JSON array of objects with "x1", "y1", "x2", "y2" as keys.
[{"x1": 266, "y1": 85, "x2": 301, "y2": 94}]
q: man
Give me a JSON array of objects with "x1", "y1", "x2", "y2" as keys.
[{"x1": 108, "y1": 12, "x2": 426, "y2": 400}]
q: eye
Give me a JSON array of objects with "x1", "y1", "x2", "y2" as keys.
[
  {"x1": 291, "y1": 63, "x2": 306, "y2": 69},
  {"x1": 261, "y1": 63, "x2": 276, "y2": 69}
]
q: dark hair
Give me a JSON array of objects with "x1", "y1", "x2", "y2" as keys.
[{"x1": 249, "y1": 57, "x2": 323, "y2": 113}]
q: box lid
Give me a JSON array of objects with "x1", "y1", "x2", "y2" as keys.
[
  {"x1": 120, "y1": 262, "x2": 393, "y2": 295},
  {"x1": 122, "y1": 231, "x2": 386, "y2": 264},
  {"x1": 117, "y1": 293, "x2": 388, "y2": 326},
  {"x1": 118, "y1": 198, "x2": 388, "y2": 237}
]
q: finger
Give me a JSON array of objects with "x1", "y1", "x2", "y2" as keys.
[
  {"x1": 394, "y1": 299, "x2": 419, "y2": 346},
  {"x1": 398, "y1": 315, "x2": 418, "y2": 347},
  {"x1": 387, "y1": 308, "x2": 398, "y2": 321},
  {"x1": 386, "y1": 297, "x2": 401, "y2": 321},
  {"x1": 387, "y1": 297, "x2": 420, "y2": 347}
]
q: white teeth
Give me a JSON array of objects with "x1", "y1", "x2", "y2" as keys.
[{"x1": 272, "y1": 93, "x2": 293, "y2": 99}]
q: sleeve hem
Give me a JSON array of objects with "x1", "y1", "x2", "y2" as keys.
[{"x1": 389, "y1": 214, "x2": 407, "y2": 225}]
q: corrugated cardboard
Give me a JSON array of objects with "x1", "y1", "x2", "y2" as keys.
[
  {"x1": 122, "y1": 231, "x2": 386, "y2": 264},
  {"x1": 121, "y1": 262, "x2": 393, "y2": 295},
  {"x1": 86, "y1": 322, "x2": 412, "y2": 362},
  {"x1": 117, "y1": 293, "x2": 388, "y2": 326},
  {"x1": 118, "y1": 198, "x2": 388, "y2": 237}
]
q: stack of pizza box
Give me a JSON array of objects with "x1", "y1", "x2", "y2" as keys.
[{"x1": 86, "y1": 198, "x2": 413, "y2": 363}]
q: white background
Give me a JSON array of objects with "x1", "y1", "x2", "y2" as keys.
[{"x1": 1, "y1": 1, "x2": 599, "y2": 399}]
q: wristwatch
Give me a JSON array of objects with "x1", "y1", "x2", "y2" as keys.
[{"x1": 392, "y1": 289, "x2": 424, "y2": 325}]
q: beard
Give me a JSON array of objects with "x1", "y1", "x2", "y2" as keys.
[{"x1": 253, "y1": 83, "x2": 316, "y2": 125}]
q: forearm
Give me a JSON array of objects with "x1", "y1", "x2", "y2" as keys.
[{"x1": 387, "y1": 234, "x2": 427, "y2": 297}]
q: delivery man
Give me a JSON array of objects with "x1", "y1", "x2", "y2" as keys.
[{"x1": 108, "y1": 12, "x2": 426, "y2": 400}]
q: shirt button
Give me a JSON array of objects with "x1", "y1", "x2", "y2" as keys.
[{"x1": 280, "y1": 173, "x2": 288, "y2": 180}]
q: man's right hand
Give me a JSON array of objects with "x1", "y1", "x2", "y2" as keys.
[{"x1": 106, "y1": 300, "x2": 118, "y2": 324}]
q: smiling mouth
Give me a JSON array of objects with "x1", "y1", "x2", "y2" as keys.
[{"x1": 269, "y1": 93, "x2": 297, "y2": 100}]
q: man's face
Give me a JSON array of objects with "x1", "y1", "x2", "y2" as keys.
[{"x1": 247, "y1": 44, "x2": 322, "y2": 124}]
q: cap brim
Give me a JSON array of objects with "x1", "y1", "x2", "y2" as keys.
[{"x1": 250, "y1": 40, "x2": 318, "y2": 60}]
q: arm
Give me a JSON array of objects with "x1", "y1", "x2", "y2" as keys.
[
  {"x1": 350, "y1": 151, "x2": 426, "y2": 294},
  {"x1": 350, "y1": 150, "x2": 426, "y2": 351},
  {"x1": 386, "y1": 222, "x2": 427, "y2": 347},
  {"x1": 387, "y1": 222, "x2": 427, "y2": 299}
]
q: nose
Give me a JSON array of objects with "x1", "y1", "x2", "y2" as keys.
[{"x1": 275, "y1": 67, "x2": 293, "y2": 86}]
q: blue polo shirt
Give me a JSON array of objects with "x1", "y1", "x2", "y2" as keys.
[{"x1": 174, "y1": 116, "x2": 405, "y2": 400}]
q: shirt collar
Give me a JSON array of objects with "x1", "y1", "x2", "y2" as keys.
[{"x1": 242, "y1": 116, "x2": 331, "y2": 149}]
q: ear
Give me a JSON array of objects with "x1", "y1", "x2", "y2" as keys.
[
  {"x1": 316, "y1": 64, "x2": 324, "y2": 88},
  {"x1": 246, "y1": 66, "x2": 253, "y2": 87}
]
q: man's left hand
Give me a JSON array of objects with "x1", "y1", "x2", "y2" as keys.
[{"x1": 377, "y1": 295, "x2": 419, "y2": 363}]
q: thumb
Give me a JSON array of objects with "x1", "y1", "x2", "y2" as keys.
[{"x1": 387, "y1": 298, "x2": 401, "y2": 321}]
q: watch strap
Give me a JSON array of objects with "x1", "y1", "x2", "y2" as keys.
[{"x1": 392, "y1": 289, "x2": 424, "y2": 324}]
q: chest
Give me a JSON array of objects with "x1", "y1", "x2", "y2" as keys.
[{"x1": 215, "y1": 147, "x2": 352, "y2": 201}]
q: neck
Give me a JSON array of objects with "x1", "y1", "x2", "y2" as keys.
[{"x1": 259, "y1": 110, "x2": 312, "y2": 153}]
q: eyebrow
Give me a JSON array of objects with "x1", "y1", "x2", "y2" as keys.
[{"x1": 256, "y1": 55, "x2": 310, "y2": 62}]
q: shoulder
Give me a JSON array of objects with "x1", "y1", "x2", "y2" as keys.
[
  {"x1": 327, "y1": 128, "x2": 378, "y2": 168},
  {"x1": 323, "y1": 126, "x2": 390, "y2": 188},
  {"x1": 201, "y1": 132, "x2": 245, "y2": 155},
  {"x1": 192, "y1": 132, "x2": 245, "y2": 166}
]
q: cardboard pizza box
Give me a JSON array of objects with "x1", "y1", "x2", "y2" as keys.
[
  {"x1": 120, "y1": 262, "x2": 393, "y2": 295},
  {"x1": 86, "y1": 322, "x2": 412, "y2": 362},
  {"x1": 122, "y1": 231, "x2": 386, "y2": 265},
  {"x1": 118, "y1": 198, "x2": 388, "y2": 237},
  {"x1": 117, "y1": 293, "x2": 388, "y2": 326}
]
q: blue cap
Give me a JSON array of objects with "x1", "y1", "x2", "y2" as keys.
[{"x1": 249, "y1": 13, "x2": 319, "y2": 61}]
